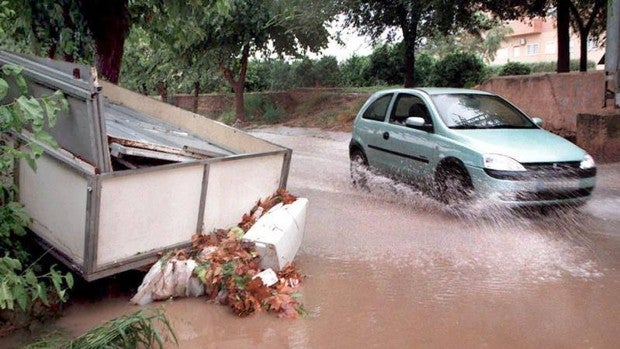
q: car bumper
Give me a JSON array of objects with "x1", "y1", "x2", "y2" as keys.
[{"x1": 466, "y1": 165, "x2": 596, "y2": 207}]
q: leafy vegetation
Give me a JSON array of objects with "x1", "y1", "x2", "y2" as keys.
[
  {"x1": 428, "y1": 51, "x2": 486, "y2": 88},
  {"x1": 22, "y1": 308, "x2": 176, "y2": 349},
  {"x1": 499, "y1": 62, "x2": 532, "y2": 76},
  {"x1": 0, "y1": 62, "x2": 73, "y2": 333}
]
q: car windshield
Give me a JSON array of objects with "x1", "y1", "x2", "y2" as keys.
[{"x1": 430, "y1": 94, "x2": 537, "y2": 129}]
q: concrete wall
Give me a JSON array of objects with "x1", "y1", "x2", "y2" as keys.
[
  {"x1": 577, "y1": 111, "x2": 620, "y2": 163},
  {"x1": 478, "y1": 71, "x2": 606, "y2": 139}
]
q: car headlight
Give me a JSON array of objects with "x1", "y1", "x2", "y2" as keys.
[
  {"x1": 580, "y1": 154, "x2": 595, "y2": 169},
  {"x1": 483, "y1": 154, "x2": 526, "y2": 171}
]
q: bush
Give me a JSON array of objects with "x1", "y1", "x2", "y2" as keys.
[
  {"x1": 428, "y1": 51, "x2": 486, "y2": 88},
  {"x1": 243, "y1": 93, "x2": 285, "y2": 123},
  {"x1": 339, "y1": 55, "x2": 371, "y2": 87},
  {"x1": 499, "y1": 62, "x2": 532, "y2": 76},
  {"x1": 528, "y1": 59, "x2": 596, "y2": 73},
  {"x1": 414, "y1": 53, "x2": 436, "y2": 86},
  {"x1": 364, "y1": 43, "x2": 404, "y2": 85}
]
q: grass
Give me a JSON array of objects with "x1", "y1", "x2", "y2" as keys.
[{"x1": 23, "y1": 308, "x2": 176, "y2": 349}]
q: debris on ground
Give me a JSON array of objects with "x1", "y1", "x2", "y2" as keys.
[{"x1": 130, "y1": 190, "x2": 306, "y2": 319}]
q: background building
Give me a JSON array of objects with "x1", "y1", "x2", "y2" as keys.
[{"x1": 492, "y1": 17, "x2": 605, "y2": 67}]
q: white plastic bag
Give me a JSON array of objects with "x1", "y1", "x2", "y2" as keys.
[{"x1": 130, "y1": 257, "x2": 202, "y2": 306}]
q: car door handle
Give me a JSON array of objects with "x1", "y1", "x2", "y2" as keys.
[{"x1": 383, "y1": 131, "x2": 390, "y2": 140}]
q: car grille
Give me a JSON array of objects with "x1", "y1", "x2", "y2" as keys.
[
  {"x1": 501, "y1": 187, "x2": 594, "y2": 202},
  {"x1": 485, "y1": 161, "x2": 596, "y2": 180}
]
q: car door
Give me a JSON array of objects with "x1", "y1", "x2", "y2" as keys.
[
  {"x1": 357, "y1": 93, "x2": 395, "y2": 174},
  {"x1": 379, "y1": 93, "x2": 437, "y2": 181}
]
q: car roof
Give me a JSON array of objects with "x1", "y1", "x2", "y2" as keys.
[{"x1": 373, "y1": 87, "x2": 494, "y2": 97}]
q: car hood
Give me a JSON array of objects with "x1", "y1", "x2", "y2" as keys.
[{"x1": 453, "y1": 129, "x2": 587, "y2": 163}]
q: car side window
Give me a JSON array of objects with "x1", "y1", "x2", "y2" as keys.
[
  {"x1": 362, "y1": 94, "x2": 392, "y2": 122},
  {"x1": 389, "y1": 94, "x2": 433, "y2": 130}
]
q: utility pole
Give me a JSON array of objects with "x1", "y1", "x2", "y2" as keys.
[{"x1": 606, "y1": 0, "x2": 620, "y2": 107}]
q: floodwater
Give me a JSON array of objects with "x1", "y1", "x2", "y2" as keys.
[{"x1": 3, "y1": 126, "x2": 619, "y2": 348}]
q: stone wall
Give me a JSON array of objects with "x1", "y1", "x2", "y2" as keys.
[{"x1": 477, "y1": 71, "x2": 606, "y2": 139}]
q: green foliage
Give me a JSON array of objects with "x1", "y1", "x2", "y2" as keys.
[
  {"x1": 0, "y1": 63, "x2": 72, "y2": 326},
  {"x1": 217, "y1": 109, "x2": 237, "y2": 125},
  {"x1": 0, "y1": 255, "x2": 73, "y2": 311},
  {"x1": 339, "y1": 0, "x2": 498, "y2": 86},
  {"x1": 420, "y1": 14, "x2": 512, "y2": 64},
  {"x1": 365, "y1": 43, "x2": 403, "y2": 85},
  {"x1": 132, "y1": 0, "x2": 335, "y2": 120},
  {"x1": 527, "y1": 59, "x2": 596, "y2": 73},
  {"x1": 23, "y1": 308, "x2": 177, "y2": 349},
  {"x1": 293, "y1": 56, "x2": 340, "y2": 87},
  {"x1": 428, "y1": 51, "x2": 486, "y2": 88},
  {"x1": 414, "y1": 53, "x2": 436, "y2": 87},
  {"x1": 499, "y1": 62, "x2": 532, "y2": 76},
  {"x1": 0, "y1": 0, "x2": 92, "y2": 62},
  {"x1": 339, "y1": 55, "x2": 371, "y2": 87},
  {"x1": 244, "y1": 94, "x2": 285, "y2": 123}
]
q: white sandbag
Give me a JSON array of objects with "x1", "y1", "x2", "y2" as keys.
[{"x1": 130, "y1": 257, "x2": 200, "y2": 306}]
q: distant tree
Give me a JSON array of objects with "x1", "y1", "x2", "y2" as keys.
[
  {"x1": 313, "y1": 56, "x2": 340, "y2": 87},
  {"x1": 428, "y1": 51, "x2": 486, "y2": 88},
  {"x1": 413, "y1": 52, "x2": 435, "y2": 86},
  {"x1": 339, "y1": 55, "x2": 371, "y2": 87},
  {"x1": 339, "y1": 0, "x2": 493, "y2": 87},
  {"x1": 140, "y1": 0, "x2": 334, "y2": 122},
  {"x1": 365, "y1": 43, "x2": 403, "y2": 85},
  {"x1": 421, "y1": 14, "x2": 513, "y2": 63},
  {"x1": 568, "y1": 0, "x2": 607, "y2": 71}
]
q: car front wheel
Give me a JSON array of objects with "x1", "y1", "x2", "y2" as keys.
[{"x1": 435, "y1": 165, "x2": 473, "y2": 204}]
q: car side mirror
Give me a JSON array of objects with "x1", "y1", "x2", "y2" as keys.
[
  {"x1": 405, "y1": 117, "x2": 425, "y2": 128},
  {"x1": 531, "y1": 117, "x2": 543, "y2": 127}
]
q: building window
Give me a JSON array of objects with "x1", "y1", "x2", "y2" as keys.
[
  {"x1": 545, "y1": 41, "x2": 555, "y2": 54},
  {"x1": 526, "y1": 43, "x2": 539, "y2": 55},
  {"x1": 513, "y1": 46, "x2": 521, "y2": 57}
]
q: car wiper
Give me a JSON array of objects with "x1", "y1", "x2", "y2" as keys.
[
  {"x1": 450, "y1": 125, "x2": 483, "y2": 129},
  {"x1": 484, "y1": 125, "x2": 537, "y2": 129},
  {"x1": 451, "y1": 124, "x2": 536, "y2": 129}
]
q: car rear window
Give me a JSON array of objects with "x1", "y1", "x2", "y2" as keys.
[{"x1": 362, "y1": 94, "x2": 392, "y2": 121}]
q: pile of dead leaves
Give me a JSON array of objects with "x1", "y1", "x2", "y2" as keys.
[
  {"x1": 189, "y1": 190, "x2": 305, "y2": 319},
  {"x1": 239, "y1": 188, "x2": 297, "y2": 231}
]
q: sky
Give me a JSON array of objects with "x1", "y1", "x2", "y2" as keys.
[
  {"x1": 308, "y1": 18, "x2": 375, "y2": 62},
  {"x1": 319, "y1": 27, "x2": 374, "y2": 61}
]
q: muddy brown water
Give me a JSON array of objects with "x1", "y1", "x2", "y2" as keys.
[{"x1": 2, "y1": 126, "x2": 619, "y2": 348}]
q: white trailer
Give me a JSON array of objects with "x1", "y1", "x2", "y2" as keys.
[{"x1": 1, "y1": 52, "x2": 292, "y2": 281}]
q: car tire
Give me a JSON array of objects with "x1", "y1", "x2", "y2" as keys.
[
  {"x1": 435, "y1": 165, "x2": 473, "y2": 204},
  {"x1": 350, "y1": 150, "x2": 369, "y2": 190}
]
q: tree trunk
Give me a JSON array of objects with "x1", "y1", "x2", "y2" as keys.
[
  {"x1": 233, "y1": 82, "x2": 245, "y2": 123},
  {"x1": 401, "y1": 8, "x2": 418, "y2": 87},
  {"x1": 556, "y1": 0, "x2": 570, "y2": 73},
  {"x1": 80, "y1": 0, "x2": 130, "y2": 83},
  {"x1": 568, "y1": 0, "x2": 605, "y2": 72},
  {"x1": 155, "y1": 82, "x2": 168, "y2": 102},
  {"x1": 219, "y1": 45, "x2": 250, "y2": 122},
  {"x1": 193, "y1": 81, "x2": 200, "y2": 113},
  {"x1": 579, "y1": 28, "x2": 588, "y2": 71},
  {"x1": 403, "y1": 31, "x2": 416, "y2": 87}
]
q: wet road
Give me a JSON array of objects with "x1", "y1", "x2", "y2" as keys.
[{"x1": 4, "y1": 126, "x2": 620, "y2": 348}]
